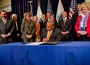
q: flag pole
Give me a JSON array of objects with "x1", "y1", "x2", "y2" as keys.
[
  {"x1": 37, "y1": 0, "x2": 42, "y2": 20},
  {"x1": 28, "y1": 0, "x2": 33, "y2": 15},
  {"x1": 72, "y1": 0, "x2": 74, "y2": 14},
  {"x1": 38, "y1": 0, "x2": 40, "y2": 7}
]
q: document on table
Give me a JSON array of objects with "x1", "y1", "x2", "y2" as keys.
[
  {"x1": 25, "y1": 42, "x2": 59, "y2": 45},
  {"x1": 25, "y1": 42, "x2": 46, "y2": 45}
]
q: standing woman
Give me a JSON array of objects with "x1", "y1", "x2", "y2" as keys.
[
  {"x1": 75, "y1": 2, "x2": 90, "y2": 41},
  {"x1": 21, "y1": 12, "x2": 36, "y2": 42},
  {"x1": 33, "y1": 16, "x2": 40, "y2": 42}
]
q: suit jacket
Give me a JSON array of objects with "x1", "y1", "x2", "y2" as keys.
[
  {"x1": 21, "y1": 20, "x2": 36, "y2": 42},
  {"x1": 41, "y1": 27, "x2": 61, "y2": 42},
  {"x1": 58, "y1": 18, "x2": 72, "y2": 40},
  {"x1": 13, "y1": 21, "x2": 22, "y2": 42},
  {"x1": 58, "y1": 18, "x2": 72, "y2": 33},
  {"x1": 75, "y1": 14, "x2": 90, "y2": 37},
  {"x1": 39, "y1": 19, "x2": 47, "y2": 30},
  {"x1": 14, "y1": 21, "x2": 21, "y2": 34},
  {"x1": 0, "y1": 19, "x2": 15, "y2": 44}
]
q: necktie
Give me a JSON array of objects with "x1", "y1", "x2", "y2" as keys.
[
  {"x1": 63, "y1": 18, "x2": 66, "y2": 24},
  {"x1": 47, "y1": 31, "x2": 51, "y2": 39}
]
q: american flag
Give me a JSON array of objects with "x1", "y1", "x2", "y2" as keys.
[
  {"x1": 37, "y1": 1, "x2": 42, "y2": 20},
  {"x1": 69, "y1": 0, "x2": 77, "y2": 19},
  {"x1": 47, "y1": 0, "x2": 55, "y2": 20}
]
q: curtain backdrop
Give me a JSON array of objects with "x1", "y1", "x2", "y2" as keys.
[
  {"x1": 11, "y1": 0, "x2": 85, "y2": 22},
  {"x1": 40, "y1": 0, "x2": 47, "y2": 14},
  {"x1": 11, "y1": 0, "x2": 30, "y2": 22}
]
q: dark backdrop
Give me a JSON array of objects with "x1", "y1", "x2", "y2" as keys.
[{"x1": 11, "y1": 0, "x2": 85, "y2": 22}]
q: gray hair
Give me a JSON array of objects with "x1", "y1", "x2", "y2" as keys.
[
  {"x1": 47, "y1": 19, "x2": 55, "y2": 26},
  {"x1": 12, "y1": 14, "x2": 17, "y2": 19}
]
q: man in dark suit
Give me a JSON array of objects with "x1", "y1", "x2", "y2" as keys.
[
  {"x1": 40, "y1": 19, "x2": 61, "y2": 42},
  {"x1": 0, "y1": 10, "x2": 15, "y2": 44},
  {"x1": 58, "y1": 11, "x2": 72, "y2": 41},
  {"x1": 72, "y1": 4, "x2": 81, "y2": 41}
]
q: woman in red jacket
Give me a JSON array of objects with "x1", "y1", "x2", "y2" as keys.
[{"x1": 75, "y1": 2, "x2": 90, "y2": 41}]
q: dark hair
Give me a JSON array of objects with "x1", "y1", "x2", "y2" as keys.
[
  {"x1": 0, "y1": 10, "x2": 7, "y2": 14},
  {"x1": 46, "y1": 12, "x2": 51, "y2": 15}
]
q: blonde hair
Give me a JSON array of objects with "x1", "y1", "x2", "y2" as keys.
[
  {"x1": 80, "y1": 2, "x2": 90, "y2": 11},
  {"x1": 23, "y1": 12, "x2": 31, "y2": 21},
  {"x1": 33, "y1": 16, "x2": 38, "y2": 19}
]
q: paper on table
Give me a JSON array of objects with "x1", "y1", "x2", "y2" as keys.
[
  {"x1": 25, "y1": 42, "x2": 59, "y2": 45},
  {"x1": 25, "y1": 42, "x2": 46, "y2": 45}
]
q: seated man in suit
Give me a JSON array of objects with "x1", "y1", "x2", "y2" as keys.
[
  {"x1": 39, "y1": 19, "x2": 61, "y2": 42},
  {"x1": 58, "y1": 11, "x2": 72, "y2": 41}
]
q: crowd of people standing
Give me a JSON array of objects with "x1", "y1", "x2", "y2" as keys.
[{"x1": 0, "y1": 2, "x2": 90, "y2": 44}]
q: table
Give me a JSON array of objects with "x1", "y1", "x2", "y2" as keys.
[{"x1": 0, "y1": 42, "x2": 90, "y2": 65}]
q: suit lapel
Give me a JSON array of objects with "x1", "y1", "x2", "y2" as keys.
[
  {"x1": 45, "y1": 29, "x2": 48, "y2": 38},
  {"x1": 0, "y1": 19, "x2": 5, "y2": 25}
]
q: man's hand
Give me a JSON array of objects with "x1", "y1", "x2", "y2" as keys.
[
  {"x1": 36, "y1": 38, "x2": 41, "y2": 42},
  {"x1": 17, "y1": 33, "x2": 20, "y2": 37},
  {"x1": 61, "y1": 31, "x2": 69, "y2": 35},
  {"x1": 42, "y1": 38, "x2": 48, "y2": 42},
  {"x1": 2, "y1": 34, "x2": 6, "y2": 38},
  {"x1": 2, "y1": 34, "x2": 10, "y2": 38}
]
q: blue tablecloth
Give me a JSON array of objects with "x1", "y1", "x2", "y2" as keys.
[{"x1": 0, "y1": 42, "x2": 90, "y2": 65}]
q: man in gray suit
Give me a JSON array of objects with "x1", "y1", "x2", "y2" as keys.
[
  {"x1": 0, "y1": 10, "x2": 15, "y2": 44},
  {"x1": 40, "y1": 19, "x2": 61, "y2": 42}
]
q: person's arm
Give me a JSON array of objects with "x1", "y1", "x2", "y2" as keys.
[
  {"x1": 40, "y1": 28, "x2": 47, "y2": 42},
  {"x1": 21, "y1": 21, "x2": 26, "y2": 35},
  {"x1": 66, "y1": 19, "x2": 72, "y2": 33},
  {"x1": 75, "y1": 16, "x2": 81, "y2": 33},
  {"x1": 35, "y1": 22, "x2": 40, "y2": 36},
  {"x1": 30, "y1": 22, "x2": 36, "y2": 35},
  {"x1": 0, "y1": 30, "x2": 3, "y2": 38},
  {"x1": 55, "y1": 29, "x2": 61, "y2": 41},
  {"x1": 86, "y1": 15, "x2": 90, "y2": 36},
  {"x1": 8, "y1": 20, "x2": 15, "y2": 35}
]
